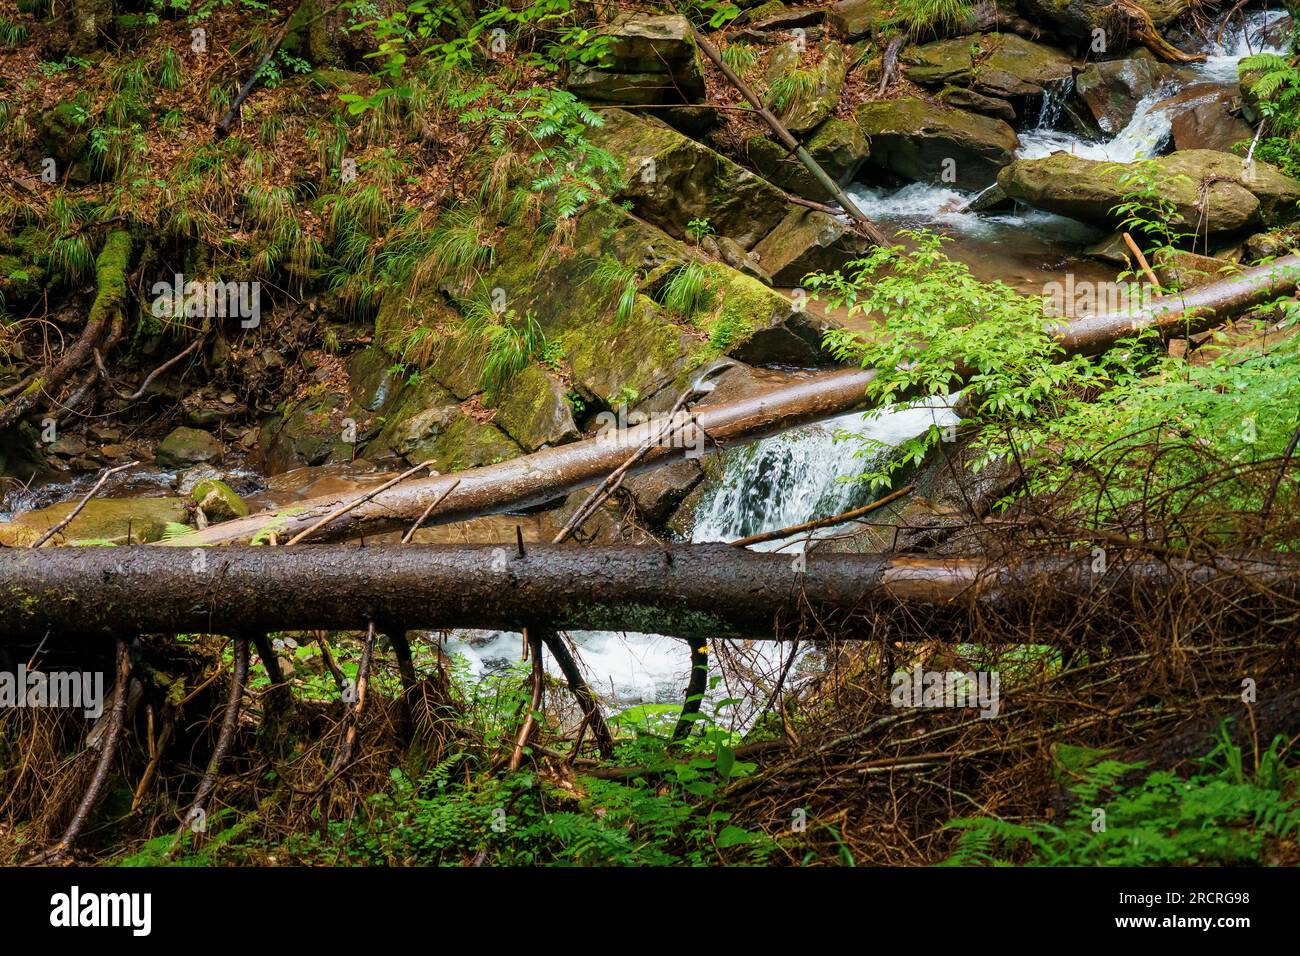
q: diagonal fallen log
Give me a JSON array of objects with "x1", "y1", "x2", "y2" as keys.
[
  {"x1": 159, "y1": 255, "x2": 1300, "y2": 548},
  {"x1": 2, "y1": 544, "x2": 1298, "y2": 642}
]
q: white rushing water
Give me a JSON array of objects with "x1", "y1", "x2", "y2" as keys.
[
  {"x1": 846, "y1": 7, "x2": 1290, "y2": 236},
  {"x1": 441, "y1": 400, "x2": 958, "y2": 714}
]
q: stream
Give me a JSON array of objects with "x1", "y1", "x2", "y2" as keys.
[{"x1": 1, "y1": 8, "x2": 1286, "y2": 719}]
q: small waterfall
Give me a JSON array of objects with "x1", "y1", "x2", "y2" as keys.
[
  {"x1": 1034, "y1": 76, "x2": 1074, "y2": 131},
  {"x1": 692, "y1": 403, "x2": 957, "y2": 545}
]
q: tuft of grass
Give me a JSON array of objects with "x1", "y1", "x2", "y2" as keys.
[
  {"x1": 657, "y1": 262, "x2": 715, "y2": 320},
  {"x1": 0, "y1": 18, "x2": 29, "y2": 46},
  {"x1": 157, "y1": 48, "x2": 183, "y2": 92},
  {"x1": 589, "y1": 256, "x2": 640, "y2": 325}
]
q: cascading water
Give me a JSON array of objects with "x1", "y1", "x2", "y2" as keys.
[{"x1": 440, "y1": 400, "x2": 958, "y2": 711}]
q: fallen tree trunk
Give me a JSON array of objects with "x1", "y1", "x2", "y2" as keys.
[
  {"x1": 163, "y1": 254, "x2": 1300, "y2": 548},
  {"x1": 2, "y1": 544, "x2": 1298, "y2": 641}
]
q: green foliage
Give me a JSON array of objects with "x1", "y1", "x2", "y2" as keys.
[
  {"x1": 886, "y1": 0, "x2": 976, "y2": 36},
  {"x1": 686, "y1": 217, "x2": 714, "y2": 244},
  {"x1": 808, "y1": 231, "x2": 1300, "y2": 531},
  {"x1": 589, "y1": 256, "x2": 639, "y2": 324},
  {"x1": 942, "y1": 725, "x2": 1300, "y2": 865},
  {"x1": 467, "y1": 308, "x2": 546, "y2": 401},
  {"x1": 657, "y1": 261, "x2": 715, "y2": 321},
  {"x1": 456, "y1": 85, "x2": 621, "y2": 220},
  {"x1": 1241, "y1": 45, "x2": 1300, "y2": 175},
  {"x1": 1110, "y1": 160, "x2": 1194, "y2": 266}
]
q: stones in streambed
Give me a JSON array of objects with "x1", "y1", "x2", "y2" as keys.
[
  {"x1": 190, "y1": 478, "x2": 249, "y2": 523},
  {"x1": 0, "y1": 497, "x2": 190, "y2": 547},
  {"x1": 998, "y1": 150, "x2": 1300, "y2": 234},
  {"x1": 855, "y1": 98, "x2": 1019, "y2": 191},
  {"x1": 744, "y1": 118, "x2": 869, "y2": 203},
  {"x1": 751, "y1": 207, "x2": 873, "y2": 287},
  {"x1": 567, "y1": 13, "x2": 705, "y2": 106},
  {"x1": 763, "y1": 40, "x2": 848, "y2": 134},
  {"x1": 589, "y1": 109, "x2": 790, "y2": 249},
  {"x1": 1075, "y1": 56, "x2": 1176, "y2": 134},
  {"x1": 155, "y1": 426, "x2": 224, "y2": 469}
]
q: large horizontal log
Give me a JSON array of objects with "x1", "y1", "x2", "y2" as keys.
[
  {"x1": 2, "y1": 544, "x2": 1297, "y2": 641},
  {"x1": 164, "y1": 255, "x2": 1300, "y2": 547}
]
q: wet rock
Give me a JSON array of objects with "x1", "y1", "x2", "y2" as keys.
[
  {"x1": 590, "y1": 108, "x2": 790, "y2": 248},
  {"x1": 625, "y1": 459, "x2": 705, "y2": 527},
  {"x1": 45, "y1": 435, "x2": 87, "y2": 458},
  {"x1": 745, "y1": 117, "x2": 869, "y2": 202},
  {"x1": 904, "y1": 34, "x2": 1075, "y2": 102},
  {"x1": 493, "y1": 365, "x2": 580, "y2": 452},
  {"x1": 998, "y1": 149, "x2": 1300, "y2": 233},
  {"x1": 970, "y1": 34, "x2": 1076, "y2": 101},
  {"x1": 568, "y1": 13, "x2": 704, "y2": 105},
  {"x1": 764, "y1": 40, "x2": 848, "y2": 133},
  {"x1": 1156, "y1": 85, "x2": 1253, "y2": 153},
  {"x1": 938, "y1": 86, "x2": 1017, "y2": 123},
  {"x1": 856, "y1": 98, "x2": 1019, "y2": 190},
  {"x1": 1076, "y1": 57, "x2": 1176, "y2": 134},
  {"x1": 156, "y1": 426, "x2": 224, "y2": 469},
  {"x1": 367, "y1": 378, "x2": 521, "y2": 471},
  {"x1": 0, "y1": 497, "x2": 189, "y2": 546},
  {"x1": 191, "y1": 478, "x2": 250, "y2": 523},
  {"x1": 1245, "y1": 230, "x2": 1299, "y2": 261},
  {"x1": 259, "y1": 393, "x2": 351, "y2": 475},
  {"x1": 751, "y1": 207, "x2": 873, "y2": 286}
]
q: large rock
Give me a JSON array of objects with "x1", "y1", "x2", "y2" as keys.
[
  {"x1": 1015, "y1": 0, "x2": 1192, "y2": 39},
  {"x1": 903, "y1": 34, "x2": 1075, "y2": 102},
  {"x1": 764, "y1": 40, "x2": 848, "y2": 133},
  {"x1": 155, "y1": 426, "x2": 224, "y2": 469},
  {"x1": 1157, "y1": 85, "x2": 1253, "y2": 153},
  {"x1": 856, "y1": 98, "x2": 1019, "y2": 190},
  {"x1": 568, "y1": 13, "x2": 704, "y2": 105},
  {"x1": 1076, "y1": 57, "x2": 1176, "y2": 133},
  {"x1": 751, "y1": 207, "x2": 873, "y2": 286},
  {"x1": 590, "y1": 108, "x2": 791, "y2": 248},
  {"x1": 745, "y1": 118, "x2": 869, "y2": 201},
  {"x1": 969, "y1": 34, "x2": 1076, "y2": 100},
  {"x1": 998, "y1": 149, "x2": 1300, "y2": 233},
  {"x1": 828, "y1": 0, "x2": 884, "y2": 39}
]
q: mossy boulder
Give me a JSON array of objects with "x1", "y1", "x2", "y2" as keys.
[
  {"x1": 752, "y1": 207, "x2": 874, "y2": 287},
  {"x1": 156, "y1": 426, "x2": 224, "y2": 469},
  {"x1": 902, "y1": 38, "x2": 976, "y2": 87},
  {"x1": 998, "y1": 150, "x2": 1300, "y2": 233},
  {"x1": 37, "y1": 101, "x2": 95, "y2": 185},
  {"x1": 191, "y1": 479, "x2": 249, "y2": 523},
  {"x1": 0, "y1": 497, "x2": 189, "y2": 547},
  {"x1": 1015, "y1": 0, "x2": 1191, "y2": 38},
  {"x1": 856, "y1": 98, "x2": 1019, "y2": 190},
  {"x1": 828, "y1": 0, "x2": 885, "y2": 39},
  {"x1": 259, "y1": 392, "x2": 354, "y2": 475},
  {"x1": 971, "y1": 34, "x2": 1076, "y2": 100},
  {"x1": 367, "y1": 377, "x2": 521, "y2": 470},
  {"x1": 764, "y1": 40, "x2": 848, "y2": 134},
  {"x1": 568, "y1": 13, "x2": 705, "y2": 104},
  {"x1": 493, "y1": 365, "x2": 580, "y2": 451},
  {"x1": 589, "y1": 108, "x2": 791, "y2": 248},
  {"x1": 745, "y1": 117, "x2": 869, "y2": 201}
]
